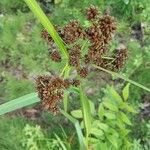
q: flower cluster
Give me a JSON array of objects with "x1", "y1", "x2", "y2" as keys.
[
  {"x1": 39, "y1": 5, "x2": 128, "y2": 114},
  {"x1": 113, "y1": 47, "x2": 128, "y2": 71},
  {"x1": 36, "y1": 76, "x2": 80, "y2": 114}
]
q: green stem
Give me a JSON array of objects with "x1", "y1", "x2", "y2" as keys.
[
  {"x1": 93, "y1": 65, "x2": 150, "y2": 92},
  {"x1": 60, "y1": 109, "x2": 86, "y2": 150},
  {"x1": 102, "y1": 56, "x2": 114, "y2": 60},
  {"x1": 79, "y1": 85, "x2": 92, "y2": 146}
]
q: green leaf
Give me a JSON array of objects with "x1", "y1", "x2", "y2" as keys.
[
  {"x1": 80, "y1": 120, "x2": 84, "y2": 129},
  {"x1": 120, "y1": 112, "x2": 132, "y2": 125},
  {"x1": 79, "y1": 86, "x2": 92, "y2": 137},
  {"x1": 91, "y1": 128, "x2": 104, "y2": 138},
  {"x1": 106, "y1": 135, "x2": 118, "y2": 149},
  {"x1": 0, "y1": 92, "x2": 40, "y2": 116},
  {"x1": 99, "y1": 142, "x2": 108, "y2": 150},
  {"x1": 71, "y1": 109, "x2": 83, "y2": 119},
  {"x1": 122, "y1": 83, "x2": 130, "y2": 101},
  {"x1": 54, "y1": 134, "x2": 67, "y2": 150},
  {"x1": 63, "y1": 91, "x2": 69, "y2": 112},
  {"x1": 89, "y1": 137, "x2": 99, "y2": 145},
  {"x1": 67, "y1": 86, "x2": 79, "y2": 94},
  {"x1": 123, "y1": 0, "x2": 130, "y2": 5},
  {"x1": 120, "y1": 128, "x2": 131, "y2": 137},
  {"x1": 98, "y1": 104, "x2": 105, "y2": 118},
  {"x1": 104, "y1": 112, "x2": 116, "y2": 120},
  {"x1": 120, "y1": 102, "x2": 137, "y2": 113},
  {"x1": 103, "y1": 100, "x2": 118, "y2": 112},
  {"x1": 108, "y1": 128, "x2": 119, "y2": 138},
  {"x1": 89, "y1": 100, "x2": 96, "y2": 116},
  {"x1": 98, "y1": 123, "x2": 109, "y2": 132},
  {"x1": 92, "y1": 120, "x2": 109, "y2": 132},
  {"x1": 107, "y1": 86, "x2": 123, "y2": 103}
]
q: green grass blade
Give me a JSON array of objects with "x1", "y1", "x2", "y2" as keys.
[
  {"x1": 24, "y1": 0, "x2": 68, "y2": 58},
  {"x1": 60, "y1": 110, "x2": 86, "y2": 150},
  {"x1": 54, "y1": 134, "x2": 67, "y2": 150},
  {"x1": 0, "y1": 92, "x2": 40, "y2": 115},
  {"x1": 79, "y1": 86, "x2": 92, "y2": 139},
  {"x1": 93, "y1": 65, "x2": 150, "y2": 92}
]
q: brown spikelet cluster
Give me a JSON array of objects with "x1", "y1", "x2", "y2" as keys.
[
  {"x1": 41, "y1": 6, "x2": 128, "y2": 75},
  {"x1": 78, "y1": 67, "x2": 89, "y2": 78},
  {"x1": 36, "y1": 76, "x2": 64, "y2": 115},
  {"x1": 99, "y1": 14, "x2": 116, "y2": 44},
  {"x1": 86, "y1": 5, "x2": 99, "y2": 21},
  {"x1": 113, "y1": 47, "x2": 128, "y2": 71},
  {"x1": 36, "y1": 76, "x2": 81, "y2": 114},
  {"x1": 41, "y1": 29, "x2": 52, "y2": 43},
  {"x1": 62, "y1": 20, "x2": 86, "y2": 44},
  {"x1": 51, "y1": 50, "x2": 61, "y2": 62},
  {"x1": 38, "y1": 6, "x2": 128, "y2": 114},
  {"x1": 69, "y1": 44, "x2": 81, "y2": 67}
]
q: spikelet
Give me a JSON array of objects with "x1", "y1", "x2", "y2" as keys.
[
  {"x1": 62, "y1": 20, "x2": 86, "y2": 44},
  {"x1": 51, "y1": 50, "x2": 62, "y2": 62},
  {"x1": 86, "y1": 5, "x2": 100, "y2": 21},
  {"x1": 78, "y1": 67, "x2": 89, "y2": 78},
  {"x1": 36, "y1": 76, "x2": 70, "y2": 115},
  {"x1": 69, "y1": 44, "x2": 81, "y2": 67},
  {"x1": 113, "y1": 47, "x2": 128, "y2": 71},
  {"x1": 99, "y1": 14, "x2": 116, "y2": 44}
]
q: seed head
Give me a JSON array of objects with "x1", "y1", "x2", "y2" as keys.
[
  {"x1": 36, "y1": 75, "x2": 70, "y2": 114},
  {"x1": 78, "y1": 67, "x2": 89, "y2": 78},
  {"x1": 86, "y1": 5, "x2": 100, "y2": 21},
  {"x1": 51, "y1": 50, "x2": 62, "y2": 62},
  {"x1": 113, "y1": 47, "x2": 128, "y2": 71},
  {"x1": 99, "y1": 14, "x2": 116, "y2": 44},
  {"x1": 63, "y1": 20, "x2": 86, "y2": 44},
  {"x1": 69, "y1": 44, "x2": 81, "y2": 67},
  {"x1": 41, "y1": 29, "x2": 52, "y2": 43}
]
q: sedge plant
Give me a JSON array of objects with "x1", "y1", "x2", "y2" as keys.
[{"x1": 0, "y1": 0, "x2": 150, "y2": 149}]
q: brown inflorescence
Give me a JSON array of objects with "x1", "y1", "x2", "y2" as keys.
[
  {"x1": 113, "y1": 48, "x2": 128, "y2": 71},
  {"x1": 40, "y1": 5, "x2": 128, "y2": 74},
  {"x1": 69, "y1": 44, "x2": 81, "y2": 67},
  {"x1": 38, "y1": 6, "x2": 128, "y2": 114},
  {"x1": 51, "y1": 50, "x2": 62, "y2": 62},
  {"x1": 41, "y1": 29, "x2": 52, "y2": 43},
  {"x1": 36, "y1": 76, "x2": 66, "y2": 115},
  {"x1": 86, "y1": 5, "x2": 99, "y2": 21},
  {"x1": 99, "y1": 14, "x2": 116, "y2": 44},
  {"x1": 62, "y1": 20, "x2": 86, "y2": 44},
  {"x1": 78, "y1": 67, "x2": 89, "y2": 78},
  {"x1": 36, "y1": 76, "x2": 80, "y2": 115},
  {"x1": 40, "y1": 5, "x2": 128, "y2": 76}
]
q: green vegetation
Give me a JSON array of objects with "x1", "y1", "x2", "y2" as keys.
[{"x1": 0, "y1": 0, "x2": 150, "y2": 149}]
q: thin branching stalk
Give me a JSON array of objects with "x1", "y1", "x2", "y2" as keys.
[{"x1": 93, "y1": 65, "x2": 150, "y2": 92}]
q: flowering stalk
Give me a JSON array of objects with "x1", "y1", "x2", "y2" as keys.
[{"x1": 93, "y1": 65, "x2": 150, "y2": 92}]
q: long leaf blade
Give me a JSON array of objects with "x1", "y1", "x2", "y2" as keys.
[
  {"x1": 24, "y1": 0, "x2": 68, "y2": 58},
  {"x1": 79, "y1": 86, "x2": 92, "y2": 138},
  {"x1": 0, "y1": 92, "x2": 40, "y2": 115},
  {"x1": 60, "y1": 110, "x2": 86, "y2": 150}
]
